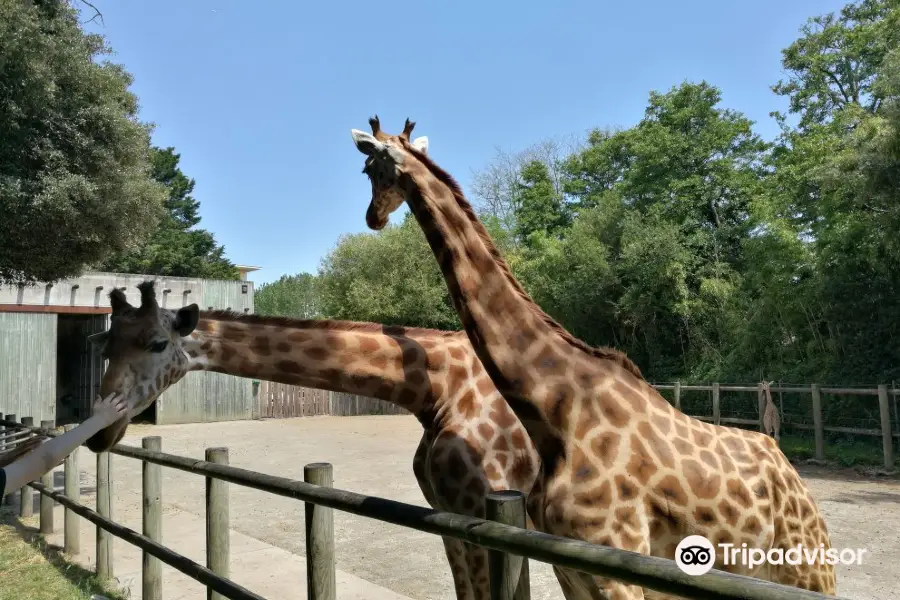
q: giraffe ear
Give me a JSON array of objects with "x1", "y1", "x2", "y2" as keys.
[
  {"x1": 87, "y1": 331, "x2": 109, "y2": 347},
  {"x1": 411, "y1": 136, "x2": 429, "y2": 153},
  {"x1": 351, "y1": 129, "x2": 383, "y2": 155},
  {"x1": 173, "y1": 304, "x2": 200, "y2": 337}
]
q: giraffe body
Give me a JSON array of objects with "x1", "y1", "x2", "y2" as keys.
[
  {"x1": 350, "y1": 117, "x2": 836, "y2": 598},
  {"x1": 85, "y1": 282, "x2": 538, "y2": 599},
  {"x1": 762, "y1": 381, "x2": 781, "y2": 442}
]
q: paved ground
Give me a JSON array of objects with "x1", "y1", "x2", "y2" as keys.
[{"x1": 15, "y1": 415, "x2": 900, "y2": 599}]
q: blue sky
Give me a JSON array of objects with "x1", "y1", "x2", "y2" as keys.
[{"x1": 83, "y1": 0, "x2": 847, "y2": 286}]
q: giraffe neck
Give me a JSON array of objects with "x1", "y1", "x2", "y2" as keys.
[
  {"x1": 396, "y1": 147, "x2": 644, "y2": 435},
  {"x1": 181, "y1": 312, "x2": 462, "y2": 423}
]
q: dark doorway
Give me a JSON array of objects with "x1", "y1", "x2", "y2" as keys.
[{"x1": 56, "y1": 314, "x2": 107, "y2": 426}]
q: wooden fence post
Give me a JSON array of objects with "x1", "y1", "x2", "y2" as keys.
[
  {"x1": 810, "y1": 384, "x2": 825, "y2": 462},
  {"x1": 96, "y1": 449, "x2": 113, "y2": 580},
  {"x1": 304, "y1": 462, "x2": 336, "y2": 600},
  {"x1": 143, "y1": 436, "x2": 162, "y2": 600},
  {"x1": 19, "y1": 416, "x2": 34, "y2": 518},
  {"x1": 673, "y1": 382, "x2": 681, "y2": 411},
  {"x1": 63, "y1": 423, "x2": 80, "y2": 555},
  {"x1": 39, "y1": 420, "x2": 55, "y2": 534},
  {"x1": 711, "y1": 383, "x2": 720, "y2": 426},
  {"x1": 486, "y1": 491, "x2": 531, "y2": 600},
  {"x1": 3, "y1": 413, "x2": 15, "y2": 505},
  {"x1": 877, "y1": 385, "x2": 894, "y2": 470},
  {"x1": 206, "y1": 447, "x2": 230, "y2": 600}
]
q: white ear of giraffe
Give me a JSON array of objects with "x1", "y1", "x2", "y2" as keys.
[
  {"x1": 411, "y1": 135, "x2": 429, "y2": 153},
  {"x1": 350, "y1": 129, "x2": 383, "y2": 155}
]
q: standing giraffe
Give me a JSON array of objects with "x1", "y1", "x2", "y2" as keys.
[
  {"x1": 761, "y1": 381, "x2": 781, "y2": 442},
  {"x1": 349, "y1": 116, "x2": 836, "y2": 598},
  {"x1": 84, "y1": 281, "x2": 538, "y2": 600}
]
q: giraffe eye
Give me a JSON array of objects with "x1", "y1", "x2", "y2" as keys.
[{"x1": 147, "y1": 340, "x2": 168, "y2": 353}]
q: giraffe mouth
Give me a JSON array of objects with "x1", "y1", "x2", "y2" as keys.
[{"x1": 366, "y1": 203, "x2": 387, "y2": 230}]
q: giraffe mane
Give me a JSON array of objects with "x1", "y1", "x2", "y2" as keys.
[
  {"x1": 200, "y1": 310, "x2": 460, "y2": 338},
  {"x1": 398, "y1": 138, "x2": 644, "y2": 380}
]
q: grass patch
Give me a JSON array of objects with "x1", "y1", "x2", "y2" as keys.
[
  {"x1": 0, "y1": 503, "x2": 127, "y2": 600},
  {"x1": 778, "y1": 432, "x2": 885, "y2": 467}
]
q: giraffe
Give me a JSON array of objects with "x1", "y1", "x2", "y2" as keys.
[
  {"x1": 349, "y1": 116, "x2": 837, "y2": 598},
  {"x1": 83, "y1": 281, "x2": 538, "y2": 600},
  {"x1": 761, "y1": 381, "x2": 781, "y2": 443}
]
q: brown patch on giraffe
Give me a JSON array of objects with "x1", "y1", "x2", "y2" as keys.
[
  {"x1": 490, "y1": 399, "x2": 518, "y2": 429},
  {"x1": 590, "y1": 431, "x2": 620, "y2": 469},
  {"x1": 699, "y1": 449, "x2": 719, "y2": 470},
  {"x1": 275, "y1": 341, "x2": 291, "y2": 353},
  {"x1": 324, "y1": 335, "x2": 345, "y2": 351},
  {"x1": 200, "y1": 340, "x2": 213, "y2": 352},
  {"x1": 485, "y1": 462, "x2": 501, "y2": 481},
  {"x1": 753, "y1": 480, "x2": 768, "y2": 499},
  {"x1": 286, "y1": 330, "x2": 310, "y2": 343},
  {"x1": 613, "y1": 506, "x2": 640, "y2": 532},
  {"x1": 673, "y1": 437, "x2": 694, "y2": 455},
  {"x1": 691, "y1": 428, "x2": 713, "y2": 447},
  {"x1": 739, "y1": 463, "x2": 760, "y2": 478},
  {"x1": 549, "y1": 386, "x2": 573, "y2": 429},
  {"x1": 493, "y1": 435, "x2": 510, "y2": 452},
  {"x1": 534, "y1": 346, "x2": 562, "y2": 375},
  {"x1": 599, "y1": 398, "x2": 629, "y2": 428},
  {"x1": 682, "y1": 459, "x2": 721, "y2": 500},
  {"x1": 656, "y1": 475, "x2": 689, "y2": 506},
  {"x1": 475, "y1": 375, "x2": 495, "y2": 397},
  {"x1": 575, "y1": 479, "x2": 611, "y2": 507},
  {"x1": 358, "y1": 336, "x2": 380, "y2": 353},
  {"x1": 219, "y1": 345, "x2": 236, "y2": 363},
  {"x1": 497, "y1": 452, "x2": 509, "y2": 469},
  {"x1": 477, "y1": 422, "x2": 494, "y2": 440},
  {"x1": 650, "y1": 412, "x2": 672, "y2": 435},
  {"x1": 249, "y1": 336, "x2": 271, "y2": 356},
  {"x1": 717, "y1": 498, "x2": 741, "y2": 527},
  {"x1": 614, "y1": 475, "x2": 638, "y2": 501},
  {"x1": 276, "y1": 359, "x2": 302, "y2": 375},
  {"x1": 510, "y1": 429, "x2": 527, "y2": 451},
  {"x1": 626, "y1": 436, "x2": 658, "y2": 485},
  {"x1": 402, "y1": 345, "x2": 424, "y2": 365},
  {"x1": 397, "y1": 388, "x2": 419, "y2": 407},
  {"x1": 574, "y1": 417, "x2": 593, "y2": 440},
  {"x1": 511, "y1": 454, "x2": 533, "y2": 483},
  {"x1": 743, "y1": 515, "x2": 763, "y2": 536},
  {"x1": 727, "y1": 478, "x2": 754, "y2": 509},
  {"x1": 613, "y1": 380, "x2": 644, "y2": 413},
  {"x1": 673, "y1": 421, "x2": 689, "y2": 438},
  {"x1": 693, "y1": 505, "x2": 717, "y2": 526},
  {"x1": 239, "y1": 359, "x2": 260, "y2": 376},
  {"x1": 638, "y1": 422, "x2": 675, "y2": 468},
  {"x1": 570, "y1": 446, "x2": 596, "y2": 482},
  {"x1": 221, "y1": 324, "x2": 246, "y2": 343},
  {"x1": 369, "y1": 355, "x2": 389, "y2": 370},
  {"x1": 304, "y1": 346, "x2": 328, "y2": 362},
  {"x1": 799, "y1": 499, "x2": 814, "y2": 522},
  {"x1": 448, "y1": 365, "x2": 468, "y2": 387},
  {"x1": 448, "y1": 346, "x2": 466, "y2": 361},
  {"x1": 407, "y1": 369, "x2": 426, "y2": 387},
  {"x1": 722, "y1": 436, "x2": 747, "y2": 453}
]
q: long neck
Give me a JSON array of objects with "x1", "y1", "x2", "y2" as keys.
[
  {"x1": 182, "y1": 313, "x2": 460, "y2": 422},
  {"x1": 398, "y1": 155, "x2": 642, "y2": 432}
]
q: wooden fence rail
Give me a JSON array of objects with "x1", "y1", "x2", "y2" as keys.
[{"x1": 0, "y1": 416, "x2": 847, "y2": 600}]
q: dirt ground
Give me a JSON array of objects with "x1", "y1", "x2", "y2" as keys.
[{"x1": 86, "y1": 415, "x2": 898, "y2": 600}]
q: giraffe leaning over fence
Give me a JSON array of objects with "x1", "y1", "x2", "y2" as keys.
[
  {"x1": 761, "y1": 381, "x2": 781, "y2": 442},
  {"x1": 81, "y1": 280, "x2": 538, "y2": 600},
  {"x1": 349, "y1": 116, "x2": 837, "y2": 599}
]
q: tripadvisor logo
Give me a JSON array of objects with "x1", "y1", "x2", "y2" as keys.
[{"x1": 675, "y1": 535, "x2": 866, "y2": 576}]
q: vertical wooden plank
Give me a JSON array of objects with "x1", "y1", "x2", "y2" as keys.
[
  {"x1": 63, "y1": 423, "x2": 80, "y2": 554},
  {"x1": 673, "y1": 382, "x2": 681, "y2": 411},
  {"x1": 206, "y1": 447, "x2": 230, "y2": 600},
  {"x1": 304, "y1": 462, "x2": 336, "y2": 600},
  {"x1": 711, "y1": 383, "x2": 720, "y2": 426},
  {"x1": 96, "y1": 449, "x2": 113, "y2": 580},
  {"x1": 878, "y1": 385, "x2": 894, "y2": 470},
  {"x1": 486, "y1": 491, "x2": 531, "y2": 600},
  {"x1": 810, "y1": 384, "x2": 825, "y2": 461},
  {"x1": 39, "y1": 420, "x2": 55, "y2": 534},
  {"x1": 18, "y1": 416, "x2": 34, "y2": 518},
  {"x1": 142, "y1": 436, "x2": 162, "y2": 600}
]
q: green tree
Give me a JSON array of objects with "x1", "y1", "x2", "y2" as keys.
[
  {"x1": 513, "y1": 160, "x2": 572, "y2": 245},
  {"x1": 99, "y1": 146, "x2": 238, "y2": 279},
  {"x1": 0, "y1": 0, "x2": 167, "y2": 285},
  {"x1": 254, "y1": 272, "x2": 321, "y2": 319}
]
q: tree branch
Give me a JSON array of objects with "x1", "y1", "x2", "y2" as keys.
[{"x1": 75, "y1": 0, "x2": 104, "y2": 26}]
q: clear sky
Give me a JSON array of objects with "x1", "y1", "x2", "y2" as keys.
[{"x1": 82, "y1": 0, "x2": 847, "y2": 286}]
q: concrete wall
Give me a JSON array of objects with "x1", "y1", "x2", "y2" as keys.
[{"x1": 0, "y1": 312, "x2": 56, "y2": 422}]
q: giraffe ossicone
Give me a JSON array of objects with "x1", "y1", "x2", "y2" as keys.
[
  {"x1": 350, "y1": 116, "x2": 838, "y2": 599},
  {"x1": 84, "y1": 280, "x2": 539, "y2": 599}
]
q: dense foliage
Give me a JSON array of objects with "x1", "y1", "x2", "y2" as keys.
[
  {"x1": 262, "y1": 0, "x2": 900, "y2": 388},
  {"x1": 0, "y1": 0, "x2": 237, "y2": 284},
  {"x1": 0, "y1": 0, "x2": 167, "y2": 285}
]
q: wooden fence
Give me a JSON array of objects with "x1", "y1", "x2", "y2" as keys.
[
  {"x1": 252, "y1": 378, "x2": 899, "y2": 469},
  {"x1": 253, "y1": 380, "x2": 408, "y2": 418},
  {"x1": 0, "y1": 415, "x2": 846, "y2": 600}
]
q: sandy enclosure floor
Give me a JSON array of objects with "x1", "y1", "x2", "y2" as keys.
[{"x1": 90, "y1": 415, "x2": 899, "y2": 600}]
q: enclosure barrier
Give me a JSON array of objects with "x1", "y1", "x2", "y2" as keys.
[
  {"x1": 655, "y1": 382, "x2": 897, "y2": 469},
  {"x1": 0, "y1": 416, "x2": 848, "y2": 600}
]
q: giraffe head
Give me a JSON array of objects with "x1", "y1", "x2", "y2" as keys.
[
  {"x1": 83, "y1": 281, "x2": 200, "y2": 452},
  {"x1": 350, "y1": 115, "x2": 429, "y2": 230}
]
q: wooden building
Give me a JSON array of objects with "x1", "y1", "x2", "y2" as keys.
[{"x1": 0, "y1": 272, "x2": 254, "y2": 426}]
